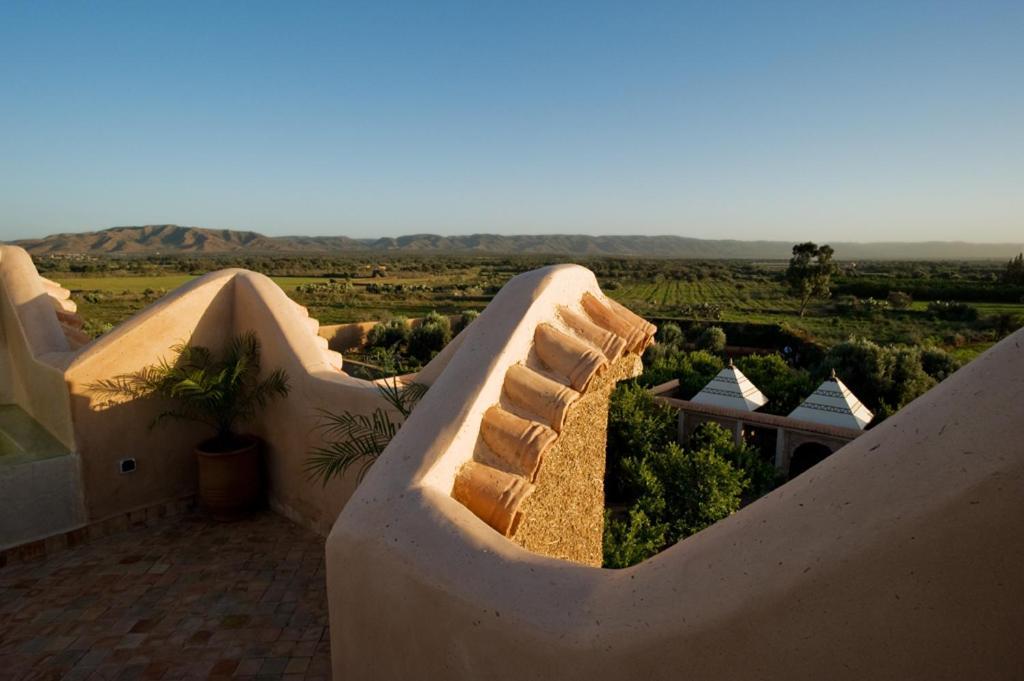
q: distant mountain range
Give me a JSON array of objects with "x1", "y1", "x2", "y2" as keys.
[{"x1": 7, "y1": 225, "x2": 1022, "y2": 260}]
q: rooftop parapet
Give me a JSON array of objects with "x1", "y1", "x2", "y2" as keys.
[{"x1": 326, "y1": 275, "x2": 1024, "y2": 679}]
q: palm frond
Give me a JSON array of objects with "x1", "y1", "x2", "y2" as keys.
[
  {"x1": 226, "y1": 332, "x2": 261, "y2": 376},
  {"x1": 253, "y1": 369, "x2": 291, "y2": 407},
  {"x1": 175, "y1": 342, "x2": 213, "y2": 369},
  {"x1": 85, "y1": 330, "x2": 289, "y2": 437},
  {"x1": 305, "y1": 406, "x2": 399, "y2": 486},
  {"x1": 401, "y1": 381, "x2": 429, "y2": 410},
  {"x1": 306, "y1": 378, "x2": 426, "y2": 486},
  {"x1": 151, "y1": 408, "x2": 218, "y2": 431},
  {"x1": 376, "y1": 378, "x2": 427, "y2": 418}
]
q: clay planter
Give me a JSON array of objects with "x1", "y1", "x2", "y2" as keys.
[{"x1": 195, "y1": 434, "x2": 264, "y2": 519}]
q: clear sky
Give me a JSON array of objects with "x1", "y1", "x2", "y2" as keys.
[{"x1": 1, "y1": 1, "x2": 1021, "y2": 242}]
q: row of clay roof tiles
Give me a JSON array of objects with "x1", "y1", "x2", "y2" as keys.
[{"x1": 451, "y1": 292, "x2": 656, "y2": 537}]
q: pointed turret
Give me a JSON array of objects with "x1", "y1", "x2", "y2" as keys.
[
  {"x1": 788, "y1": 370, "x2": 874, "y2": 430},
  {"x1": 691, "y1": 359, "x2": 768, "y2": 411}
]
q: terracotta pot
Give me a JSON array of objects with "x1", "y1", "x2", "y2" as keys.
[{"x1": 195, "y1": 434, "x2": 263, "y2": 519}]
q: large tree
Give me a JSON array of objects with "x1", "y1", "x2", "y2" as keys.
[
  {"x1": 785, "y1": 242, "x2": 838, "y2": 316},
  {"x1": 1005, "y1": 253, "x2": 1024, "y2": 285}
]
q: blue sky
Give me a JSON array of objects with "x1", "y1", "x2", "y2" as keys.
[{"x1": 1, "y1": 1, "x2": 1021, "y2": 242}]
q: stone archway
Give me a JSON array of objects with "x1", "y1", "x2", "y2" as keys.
[{"x1": 788, "y1": 441, "x2": 833, "y2": 478}]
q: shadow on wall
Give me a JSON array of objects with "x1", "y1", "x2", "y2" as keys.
[{"x1": 66, "y1": 286, "x2": 235, "y2": 521}]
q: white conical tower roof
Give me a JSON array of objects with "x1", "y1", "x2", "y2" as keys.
[
  {"x1": 691, "y1": 360, "x2": 768, "y2": 411},
  {"x1": 788, "y1": 370, "x2": 874, "y2": 430}
]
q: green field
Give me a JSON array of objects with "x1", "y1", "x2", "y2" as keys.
[
  {"x1": 49, "y1": 255, "x2": 1024, "y2": 362},
  {"x1": 62, "y1": 272, "x2": 492, "y2": 333},
  {"x1": 63, "y1": 275, "x2": 350, "y2": 293},
  {"x1": 612, "y1": 278, "x2": 801, "y2": 316},
  {"x1": 610, "y1": 277, "x2": 1023, "y2": 354}
]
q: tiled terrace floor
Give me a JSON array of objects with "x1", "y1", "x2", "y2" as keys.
[{"x1": 0, "y1": 512, "x2": 330, "y2": 680}]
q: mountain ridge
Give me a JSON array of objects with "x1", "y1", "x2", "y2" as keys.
[{"x1": 7, "y1": 225, "x2": 1022, "y2": 260}]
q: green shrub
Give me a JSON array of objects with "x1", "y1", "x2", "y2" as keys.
[
  {"x1": 407, "y1": 312, "x2": 452, "y2": 362},
  {"x1": 835, "y1": 295, "x2": 890, "y2": 317},
  {"x1": 927, "y1": 300, "x2": 978, "y2": 321},
  {"x1": 606, "y1": 383, "x2": 676, "y2": 501},
  {"x1": 736, "y1": 353, "x2": 815, "y2": 416},
  {"x1": 821, "y1": 337, "x2": 936, "y2": 419},
  {"x1": 861, "y1": 297, "x2": 890, "y2": 316},
  {"x1": 678, "y1": 350, "x2": 724, "y2": 397},
  {"x1": 920, "y1": 347, "x2": 960, "y2": 382},
  {"x1": 641, "y1": 347, "x2": 724, "y2": 396},
  {"x1": 887, "y1": 291, "x2": 913, "y2": 309},
  {"x1": 988, "y1": 313, "x2": 1024, "y2": 337},
  {"x1": 598, "y1": 413, "x2": 753, "y2": 569},
  {"x1": 623, "y1": 435, "x2": 745, "y2": 540},
  {"x1": 366, "y1": 317, "x2": 410, "y2": 351},
  {"x1": 695, "y1": 326, "x2": 727, "y2": 352},
  {"x1": 603, "y1": 508, "x2": 667, "y2": 569},
  {"x1": 453, "y1": 310, "x2": 479, "y2": 334},
  {"x1": 688, "y1": 420, "x2": 777, "y2": 500},
  {"x1": 82, "y1": 319, "x2": 114, "y2": 338},
  {"x1": 638, "y1": 345, "x2": 686, "y2": 387},
  {"x1": 604, "y1": 422, "x2": 747, "y2": 568},
  {"x1": 657, "y1": 322, "x2": 683, "y2": 347}
]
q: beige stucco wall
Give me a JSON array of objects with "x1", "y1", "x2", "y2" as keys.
[
  {"x1": 62, "y1": 272, "x2": 238, "y2": 521},
  {"x1": 230, "y1": 273, "x2": 392, "y2": 534},
  {"x1": 0, "y1": 247, "x2": 76, "y2": 449},
  {"x1": 326, "y1": 275, "x2": 1024, "y2": 681},
  {"x1": 0, "y1": 248, "x2": 440, "y2": 534},
  {"x1": 318, "y1": 319, "x2": 380, "y2": 353},
  {"x1": 59, "y1": 268, "x2": 412, "y2": 530},
  {"x1": 0, "y1": 247, "x2": 85, "y2": 544}
]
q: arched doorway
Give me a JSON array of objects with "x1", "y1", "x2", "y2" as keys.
[{"x1": 788, "y1": 441, "x2": 833, "y2": 478}]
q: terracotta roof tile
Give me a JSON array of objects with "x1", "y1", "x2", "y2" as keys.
[
  {"x1": 481, "y1": 406, "x2": 557, "y2": 481},
  {"x1": 581, "y1": 292, "x2": 652, "y2": 354},
  {"x1": 452, "y1": 461, "x2": 534, "y2": 536},
  {"x1": 559, "y1": 307, "x2": 628, "y2": 360},
  {"x1": 534, "y1": 323, "x2": 608, "y2": 392},
  {"x1": 453, "y1": 290, "x2": 657, "y2": 540}
]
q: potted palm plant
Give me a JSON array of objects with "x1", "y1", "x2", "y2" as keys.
[{"x1": 90, "y1": 331, "x2": 290, "y2": 518}]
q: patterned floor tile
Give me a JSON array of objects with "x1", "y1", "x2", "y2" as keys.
[{"x1": 0, "y1": 512, "x2": 331, "y2": 680}]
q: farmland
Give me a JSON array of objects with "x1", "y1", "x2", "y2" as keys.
[{"x1": 39, "y1": 252, "x2": 1024, "y2": 362}]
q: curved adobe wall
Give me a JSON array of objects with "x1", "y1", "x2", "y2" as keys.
[
  {"x1": 326, "y1": 282, "x2": 1024, "y2": 679},
  {"x1": 60, "y1": 267, "x2": 395, "y2": 529},
  {"x1": 0, "y1": 246, "x2": 75, "y2": 448},
  {"x1": 0, "y1": 247, "x2": 430, "y2": 533}
]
